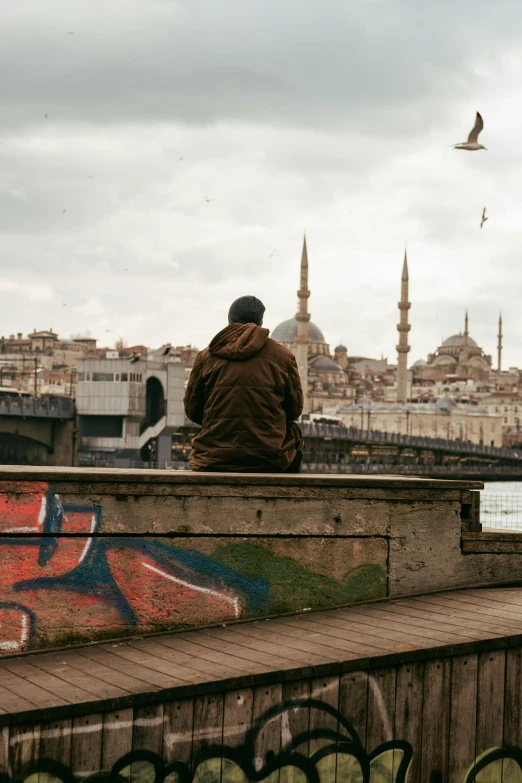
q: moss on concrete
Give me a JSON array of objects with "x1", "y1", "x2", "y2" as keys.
[{"x1": 211, "y1": 542, "x2": 386, "y2": 614}]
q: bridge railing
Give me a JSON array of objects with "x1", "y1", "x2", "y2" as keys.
[
  {"x1": 0, "y1": 396, "x2": 75, "y2": 419},
  {"x1": 300, "y1": 422, "x2": 522, "y2": 461},
  {"x1": 301, "y1": 462, "x2": 522, "y2": 476}
]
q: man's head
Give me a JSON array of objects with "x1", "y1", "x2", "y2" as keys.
[{"x1": 228, "y1": 296, "x2": 265, "y2": 326}]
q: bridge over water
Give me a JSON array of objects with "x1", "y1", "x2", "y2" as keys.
[
  {"x1": 298, "y1": 421, "x2": 522, "y2": 479},
  {"x1": 0, "y1": 395, "x2": 521, "y2": 477},
  {"x1": 0, "y1": 394, "x2": 75, "y2": 466}
]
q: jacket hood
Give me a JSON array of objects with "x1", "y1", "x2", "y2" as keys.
[{"x1": 209, "y1": 323, "x2": 270, "y2": 361}]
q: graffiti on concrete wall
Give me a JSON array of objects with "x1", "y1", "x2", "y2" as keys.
[
  {"x1": 0, "y1": 482, "x2": 385, "y2": 652},
  {"x1": 4, "y1": 699, "x2": 522, "y2": 782}
]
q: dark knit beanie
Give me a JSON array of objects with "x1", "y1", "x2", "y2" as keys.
[{"x1": 228, "y1": 296, "x2": 265, "y2": 326}]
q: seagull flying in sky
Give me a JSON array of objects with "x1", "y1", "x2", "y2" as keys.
[
  {"x1": 204, "y1": 196, "x2": 213, "y2": 202},
  {"x1": 453, "y1": 112, "x2": 487, "y2": 150},
  {"x1": 480, "y1": 207, "x2": 488, "y2": 229}
]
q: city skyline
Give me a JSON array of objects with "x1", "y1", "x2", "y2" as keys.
[
  {"x1": 2, "y1": 0, "x2": 522, "y2": 365},
  {"x1": 0, "y1": 249, "x2": 511, "y2": 373}
]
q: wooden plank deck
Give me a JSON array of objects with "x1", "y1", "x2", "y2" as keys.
[{"x1": 3, "y1": 585, "x2": 522, "y2": 726}]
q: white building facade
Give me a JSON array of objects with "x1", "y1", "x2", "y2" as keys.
[{"x1": 76, "y1": 352, "x2": 185, "y2": 467}]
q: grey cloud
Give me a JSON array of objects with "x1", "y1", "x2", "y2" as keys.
[
  {"x1": 2, "y1": 0, "x2": 522, "y2": 135},
  {"x1": 2, "y1": 0, "x2": 522, "y2": 367}
]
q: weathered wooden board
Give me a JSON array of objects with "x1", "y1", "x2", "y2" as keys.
[
  {"x1": 339, "y1": 670, "x2": 369, "y2": 749},
  {"x1": 448, "y1": 654, "x2": 478, "y2": 783},
  {"x1": 394, "y1": 662, "x2": 424, "y2": 783},
  {"x1": 162, "y1": 698, "x2": 195, "y2": 766},
  {"x1": 420, "y1": 658, "x2": 451, "y2": 783},
  {"x1": 101, "y1": 708, "x2": 133, "y2": 770},
  {"x1": 70, "y1": 713, "x2": 103, "y2": 781},
  {"x1": 475, "y1": 650, "x2": 505, "y2": 756},
  {"x1": 504, "y1": 648, "x2": 522, "y2": 748},
  {"x1": 8, "y1": 724, "x2": 40, "y2": 778}
]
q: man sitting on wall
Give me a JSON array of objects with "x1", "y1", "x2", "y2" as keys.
[{"x1": 184, "y1": 295, "x2": 304, "y2": 473}]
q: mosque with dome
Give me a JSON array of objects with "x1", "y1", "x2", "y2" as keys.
[
  {"x1": 271, "y1": 238, "x2": 355, "y2": 413},
  {"x1": 411, "y1": 312, "x2": 493, "y2": 383},
  {"x1": 270, "y1": 238, "x2": 506, "y2": 446}
]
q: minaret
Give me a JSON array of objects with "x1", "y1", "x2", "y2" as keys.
[
  {"x1": 497, "y1": 312, "x2": 503, "y2": 376},
  {"x1": 294, "y1": 235, "x2": 310, "y2": 414},
  {"x1": 396, "y1": 249, "x2": 411, "y2": 404},
  {"x1": 464, "y1": 310, "x2": 469, "y2": 340}
]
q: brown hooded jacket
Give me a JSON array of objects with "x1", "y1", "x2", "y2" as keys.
[{"x1": 184, "y1": 322, "x2": 303, "y2": 472}]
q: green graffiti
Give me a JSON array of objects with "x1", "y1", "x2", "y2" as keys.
[
  {"x1": 192, "y1": 749, "x2": 406, "y2": 783},
  {"x1": 210, "y1": 542, "x2": 386, "y2": 614},
  {"x1": 464, "y1": 748, "x2": 522, "y2": 783}
]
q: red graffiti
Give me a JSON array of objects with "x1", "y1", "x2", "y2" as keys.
[{"x1": 0, "y1": 482, "x2": 247, "y2": 653}]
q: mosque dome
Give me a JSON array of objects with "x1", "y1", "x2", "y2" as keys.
[
  {"x1": 411, "y1": 358, "x2": 427, "y2": 368},
  {"x1": 310, "y1": 357, "x2": 344, "y2": 373},
  {"x1": 442, "y1": 333, "x2": 478, "y2": 348},
  {"x1": 334, "y1": 344, "x2": 347, "y2": 353},
  {"x1": 272, "y1": 317, "x2": 326, "y2": 344}
]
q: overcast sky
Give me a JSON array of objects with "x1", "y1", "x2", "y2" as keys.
[{"x1": 2, "y1": 0, "x2": 522, "y2": 366}]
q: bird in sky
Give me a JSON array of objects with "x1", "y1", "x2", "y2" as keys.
[
  {"x1": 62, "y1": 209, "x2": 66, "y2": 213},
  {"x1": 178, "y1": 157, "x2": 185, "y2": 161},
  {"x1": 269, "y1": 250, "x2": 276, "y2": 259},
  {"x1": 204, "y1": 196, "x2": 213, "y2": 202},
  {"x1": 65, "y1": 31, "x2": 74, "y2": 35},
  {"x1": 480, "y1": 207, "x2": 488, "y2": 229},
  {"x1": 44, "y1": 114, "x2": 48, "y2": 119},
  {"x1": 453, "y1": 112, "x2": 487, "y2": 150}
]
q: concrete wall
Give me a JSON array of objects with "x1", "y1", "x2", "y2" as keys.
[{"x1": 0, "y1": 467, "x2": 520, "y2": 654}]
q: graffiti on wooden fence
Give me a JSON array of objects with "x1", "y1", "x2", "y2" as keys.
[
  {"x1": 4, "y1": 699, "x2": 522, "y2": 781},
  {"x1": 2, "y1": 699, "x2": 413, "y2": 782}
]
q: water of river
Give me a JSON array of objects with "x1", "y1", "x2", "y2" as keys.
[
  {"x1": 481, "y1": 481, "x2": 522, "y2": 529},
  {"x1": 483, "y1": 481, "x2": 522, "y2": 495}
]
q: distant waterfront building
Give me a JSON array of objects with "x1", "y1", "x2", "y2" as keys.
[
  {"x1": 0, "y1": 329, "x2": 98, "y2": 396},
  {"x1": 76, "y1": 348, "x2": 186, "y2": 468},
  {"x1": 412, "y1": 312, "x2": 492, "y2": 383},
  {"x1": 336, "y1": 396, "x2": 503, "y2": 447}
]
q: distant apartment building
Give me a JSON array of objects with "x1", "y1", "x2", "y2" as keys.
[{"x1": 0, "y1": 329, "x2": 98, "y2": 397}]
